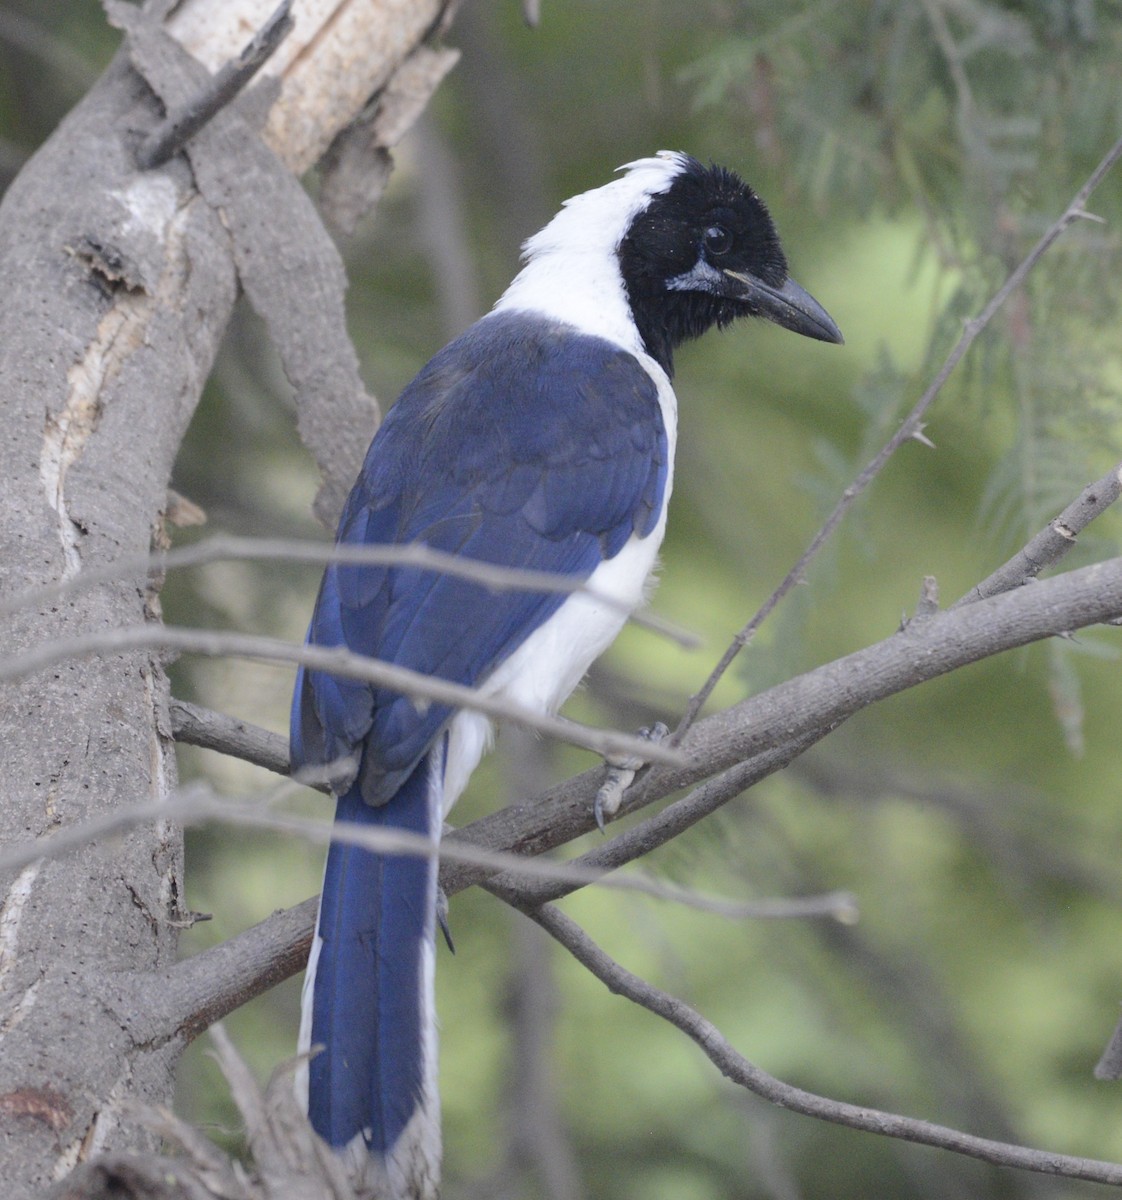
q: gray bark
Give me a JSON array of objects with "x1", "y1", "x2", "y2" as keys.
[
  {"x1": 0, "y1": 1, "x2": 455, "y2": 1193},
  {"x1": 0, "y1": 52, "x2": 234, "y2": 1190}
]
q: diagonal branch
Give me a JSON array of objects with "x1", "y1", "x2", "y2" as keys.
[
  {"x1": 442, "y1": 551, "x2": 1122, "y2": 896},
  {"x1": 527, "y1": 903, "x2": 1122, "y2": 1186},
  {"x1": 134, "y1": 0, "x2": 295, "y2": 169},
  {"x1": 954, "y1": 460, "x2": 1122, "y2": 606},
  {"x1": 0, "y1": 533, "x2": 698, "y2": 646},
  {"x1": 0, "y1": 624, "x2": 683, "y2": 767}
]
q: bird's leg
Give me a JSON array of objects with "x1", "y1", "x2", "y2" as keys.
[{"x1": 594, "y1": 721, "x2": 669, "y2": 832}]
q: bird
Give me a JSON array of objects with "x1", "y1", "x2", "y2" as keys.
[{"x1": 290, "y1": 150, "x2": 842, "y2": 1198}]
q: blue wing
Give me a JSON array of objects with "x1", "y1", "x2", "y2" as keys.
[{"x1": 291, "y1": 311, "x2": 668, "y2": 804}]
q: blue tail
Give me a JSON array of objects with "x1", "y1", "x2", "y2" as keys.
[{"x1": 301, "y1": 745, "x2": 444, "y2": 1195}]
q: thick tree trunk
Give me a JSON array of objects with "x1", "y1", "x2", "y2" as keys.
[{"x1": 0, "y1": 3, "x2": 453, "y2": 1194}]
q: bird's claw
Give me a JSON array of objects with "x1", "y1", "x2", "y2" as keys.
[
  {"x1": 594, "y1": 722, "x2": 670, "y2": 832},
  {"x1": 436, "y1": 885, "x2": 455, "y2": 954}
]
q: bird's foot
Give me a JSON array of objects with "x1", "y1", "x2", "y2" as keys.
[{"x1": 594, "y1": 721, "x2": 670, "y2": 833}]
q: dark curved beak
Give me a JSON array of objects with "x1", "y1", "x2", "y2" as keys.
[{"x1": 724, "y1": 270, "x2": 843, "y2": 344}]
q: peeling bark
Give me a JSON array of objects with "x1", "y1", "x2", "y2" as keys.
[{"x1": 0, "y1": 2, "x2": 456, "y2": 1194}]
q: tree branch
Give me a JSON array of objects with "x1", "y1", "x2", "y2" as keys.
[
  {"x1": 134, "y1": 0, "x2": 295, "y2": 169},
  {"x1": 0, "y1": 624, "x2": 684, "y2": 767},
  {"x1": 171, "y1": 699, "x2": 297, "y2": 782},
  {"x1": 0, "y1": 533, "x2": 699, "y2": 647},
  {"x1": 527, "y1": 903, "x2": 1122, "y2": 1186},
  {"x1": 119, "y1": 549, "x2": 1122, "y2": 1045},
  {"x1": 441, "y1": 552, "x2": 1122, "y2": 896},
  {"x1": 954, "y1": 460, "x2": 1122, "y2": 606}
]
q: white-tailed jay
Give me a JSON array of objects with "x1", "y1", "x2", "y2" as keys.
[{"x1": 290, "y1": 151, "x2": 842, "y2": 1197}]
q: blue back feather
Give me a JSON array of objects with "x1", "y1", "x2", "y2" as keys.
[{"x1": 291, "y1": 311, "x2": 667, "y2": 804}]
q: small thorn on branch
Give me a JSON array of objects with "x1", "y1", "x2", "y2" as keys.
[
  {"x1": 916, "y1": 575, "x2": 940, "y2": 617},
  {"x1": 136, "y1": 0, "x2": 295, "y2": 170},
  {"x1": 900, "y1": 576, "x2": 939, "y2": 630}
]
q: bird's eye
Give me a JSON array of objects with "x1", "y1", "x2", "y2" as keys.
[{"x1": 703, "y1": 225, "x2": 733, "y2": 258}]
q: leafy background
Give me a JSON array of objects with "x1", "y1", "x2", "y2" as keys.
[{"x1": 3, "y1": 2, "x2": 1122, "y2": 1197}]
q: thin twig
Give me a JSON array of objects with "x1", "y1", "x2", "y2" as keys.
[
  {"x1": 0, "y1": 532, "x2": 699, "y2": 647},
  {"x1": 529, "y1": 904, "x2": 1122, "y2": 1186},
  {"x1": 674, "y1": 131, "x2": 1122, "y2": 741},
  {"x1": 0, "y1": 783, "x2": 835, "y2": 924},
  {"x1": 0, "y1": 623, "x2": 684, "y2": 766},
  {"x1": 954, "y1": 460, "x2": 1122, "y2": 607},
  {"x1": 136, "y1": 0, "x2": 295, "y2": 169},
  {"x1": 481, "y1": 728, "x2": 838, "y2": 909}
]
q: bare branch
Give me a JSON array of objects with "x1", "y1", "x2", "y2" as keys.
[
  {"x1": 528, "y1": 904, "x2": 1122, "y2": 1187},
  {"x1": 674, "y1": 131, "x2": 1122, "y2": 739},
  {"x1": 141, "y1": 552, "x2": 1122, "y2": 1038},
  {"x1": 954, "y1": 460, "x2": 1122, "y2": 606},
  {"x1": 134, "y1": 0, "x2": 295, "y2": 170},
  {"x1": 440, "y1": 552, "x2": 1122, "y2": 895},
  {"x1": 0, "y1": 785, "x2": 827, "y2": 926},
  {"x1": 0, "y1": 533, "x2": 700, "y2": 647},
  {"x1": 0, "y1": 624, "x2": 684, "y2": 767},
  {"x1": 171, "y1": 699, "x2": 298, "y2": 782}
]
